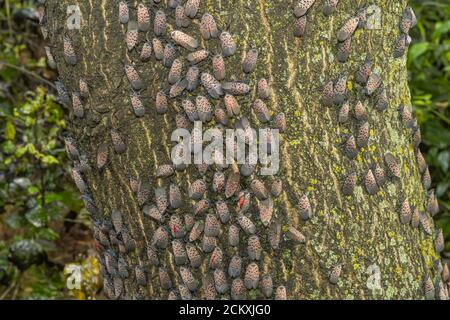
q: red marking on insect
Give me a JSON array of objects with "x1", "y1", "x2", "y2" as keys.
[
  {"x1": 173, "y1": 226, "x2": 177, "y2": 234},
  {"x1": 238, "y1": 197, "x2": 245, "y2": 208}
]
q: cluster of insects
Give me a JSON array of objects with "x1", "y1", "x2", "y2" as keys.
[
  {"x1": 38, "y1": 0, "x2": 447, "y2": 300},
  {"x1": 394, "y1": 7, "x2": 416, "y2": 58}
]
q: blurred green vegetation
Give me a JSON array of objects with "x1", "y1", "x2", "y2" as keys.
[
  {"x1": 409, "y1": 0, "x2": 450, "y2": 251},
  {"x1": 0, "y1": 0, "x2": 448, "y2": 299}
]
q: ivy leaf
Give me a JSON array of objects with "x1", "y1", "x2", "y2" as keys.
[{"x1": 4, "y1": 121, "x2": 16, "y2": 140}]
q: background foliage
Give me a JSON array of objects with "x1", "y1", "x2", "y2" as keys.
[{"x1": 0, "y1": 0, "x2": 448, "y2": 299}]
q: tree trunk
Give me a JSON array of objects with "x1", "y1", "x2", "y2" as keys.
[{"x1": 42, "y1": 0, "x2": 446, "y2": 300}]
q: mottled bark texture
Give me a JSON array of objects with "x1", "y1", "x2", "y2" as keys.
[{"x1": 42, "y1": 0, "x2": 447, "y2": 299}]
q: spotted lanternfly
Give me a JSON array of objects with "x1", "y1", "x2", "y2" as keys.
[
  {"x1": 71, "y1": 92, "x2": 84, "y2": 118},
  {"x1": 155, "y1": 187, "x2": 168, "y2": 213},
  {"x1": 294, "y1": 0, "x2": 315, "y2": 17},
  {"x1": 184, "y1": 243, "x2": 201, "y2": 268},
  {"x1": 135, "y1": 265, "x2": 147, "y2": 286},
  {"x1": 125, "y1": 21, "x2": 138, "y2": 51},
  {"x1": 228, "y1": 224, "x2": 240, "y2": 247},
  {"x1": 169, "y1": 79, "x2": 188, "y2": 98},
  {"x1": 230, "y1": 278, "x2": 246, "y2": 300},
  {"x1": 410, "y1": 206, "x2": 420, "y2": 228},
  {"x1": 272, "y1": 285, "x2": 287, "y2": 300},
  {"x1": 442, "y1": 263, "x2": 449, "y2": 282},
  {"x1": 220, "y1": 31, "x2": 236, "y2": 57},
  {"x1": 356, "y1": 58, "x2": 373, "y2": 84},
  {"x1": 189, "y1": 179, "x2": 207, "y2": 200},
  {"x1": 119, "y1": 1, "x2": 129, "y2": 24},
  {"x1": 400, "y1": 7, "x2": 417, "y2": 34},
  {"x1": 171, "y1": 31, "x2": 199, "y2": 52},
  {"x1": 372, "y1": 164, "x2": 385, "y2": 188},
  {"x1": 136, "y1": 182, "x2": 150, "y2": 207},
  {"x1": 175, "y1": 114, "x2": 189, "y2": 131},
  {"x1": 169, "y1": 214, "x2": 186, "y2": 238},
  {"x1": 129, "y1": 90, "x2": 145, "y2": 117},
  {"x1": 399, "y1": 199, "x2": 411, "y2": 224},
  {"x1": 168, "y1": 58, "x2": 183, "y2": 85},
  {"x1": 260, "y1": 275, "x2": 273, "y2": 298},
  {"x1": 64, "y1": 137, "x2": 79, "y2": 160},
  {"x1": 393, "y1": 33, "x2": 412, "y2": 58},
  {"x1": 374, "y1": 88, "x2": 389, "y2": 111},
  {"x1": 196, "y1": 95, "x2": 213, "y2": 122},
  {"x1": 184, "y1": 0, "x2": 200, "y2": 18},
  {"x1": 270, "y1": 178, "x2": 282, "y2": 198},
  {"x1": 322, "y1": 81, "x2": 334, "y2": 107},
  {"x1": 44, "y1": 46, "x2": 56, "y2": 69},
  {"x1": 416, "y1": 150, "x2": 427, "y2": 174},
  {"x1": 146, "y1": 245, "x2": 159, "y2": 267},
  {"x1": 256, "y1": 198, "x2": 273, "y2": 227},
  {"x1": 202, "y1": 235, "x2": 217, "y2": 253},
  {"x1": 201, "y1": 72, "x2": 224, "y2": 99},
  {"x1": 154, "y1": 10, "x2": 166, "y2": 36},
  {"x1": 118, "y1": 257, "x2": 129, "y2": 279},
  {"x1": 247, "y1": 235, "x2": 262, "y2": 261},
  {"x1": 294, "y1": 15, "x2": 307, "y2": 38},
  {"x1": 243, "y1": 49, "x2": 258, "y2": 73},
  {"x1": 175, "y1": 5, "x2": 190, "y2": 28},
  {"x1": 337, "y1": 37, "x2": 351, "y2": 63},
  {"x1": 185, "y1": 66, "x2": 200, "y2": 91},
  {"x1": 103, "y1": 276, "x2": 115, "y2": 299},
  {"x1": 111, "y1": 209, "x2": 123, "y2": 233},
  {"x1": 297, "y1": 194, "x2": 312, "y2": 220},
  {"x1": 244, "y1": 262, "x2": 260, "y2": 290},
  {"x1": 63, "y1": 35, "x2": 77, "y2": 65},
  {"x1": 125, "y1": 64, "x2": 143, "y2": 91},
  {"x1": 214, "y1": 201, "x2": 229, "y2": 224},
  {"x1": 222, "y1": 82, "x2": 251, "y2": 96},
  {"x1": 426, "y1": 190, "x2": 439, "y2": 217},
  {"x1": 200, "y1": 13, "x2": 219, "y2": 39},
  {"x1": 268, "y1": 222, "x2": 281, "y2": 249},
  {"x1": 435, "y1": 229, "x2": 444, "y2": 253},
  {"x1": 55, "y1": 80, "x2": 70, "y2": 106},
  {"x1": 121, "y1": 228, "x2": 136, "y2": 252},
  {"x1": 168, "y1": 0, "x2": 179, "y2": 8},
  {"x1": 337, "y1": 102, "x2": 349, "y2": 124},
  {"x1": 423, "y1": 275, "x2": 435, "y2": 300},
  {"x1": 110, "y1": 129, "x2": 126, "y2": 154},
  {"x1": 356, "y1": 121, "x2": 369, "y2": 148},
  {"x1": 224, "y1": 171, "x2": 240, "y2": 198},
  {"x1": 343, "y1": 135, "x2": 358, "y2": 159},
  {"x1": 384, "y1": 153, "x2": 400, "y2": 178},
  {"x1": 329, "y1": 264, "x2": 342, "y2": 284},
  {"x1": 214, "y1": 107, "x2": 228, "y2": 126},
  {"x1": 228, "y1": 255, "x2": 242, "y2": 278},
  {"x1": 72, "y1": 168, "x2": 87, "y2": 194},
  {"x1": 189, "y1": 220, "x2": 204, "y2": 242},
  {"x1": 81, "y1": 195, "x2": 97, "y2": 217},
  {"x1": 252, "y1": 99, "x2": 271, "y2": 123},
  {"x1": 182, "y1": 99, "x2": 198, "y2": 122},
  {"x1": 163, "y1": 43, "x2": 177, "y2": 68},
  {"x1": 172, "y1": 239, "x2": 188, "y2": 265},
  {"x1": 135, "y1": 4, "x2": 150, "y2": 32},
  {"x1": 209, "y1": 246, "x2": 224, "y2": 269},
  {"x1": 96, "y1": 143, "x2": 109, "y2": 170},
  {"x1": 364, "y1": 169, "x2": 378, "y2": 195},
  {"x1": 152, "y1": 226, "x2": 170, "y2": 249},
  {"x1": 159, "y1": 267, "x2": 172, "y2": 290},
  {"x1": 250, "y1": 179, "x2": 268, "y2": 200},
  {"x1": 211, "y1": 55, "x2": 226, "y2": 81},
  {"x1": 337, "y1": 16, "x2": 359, "y2": 42},
  {"x1": 187, "y1": 50, "x2": 209, "y2": 65},
  {"x1": 412, "y1": 127, "x2": 422, "y2": 149},
  {"x1": 323, "y1": 0, "x2": 338, "y2": 16},
  {"x1": 168, "y1": 184, "x2": 182, "y2": 209},
  {"x1": 98, "y1": 229, "x2": 110, "y2": 248},
  {"x1": 365, "y1": 73, "x2": 381, "y2": 96},
  {"x1": 180, "y1": 267, "x2": 199, "y2": 292},
  {"x1": 182, "y1": 214, "x2": 193, "y2": 233},
  {"x1": 333, "y1": 75, "x2": 347, "y2": 105},
  {"x1": 204, "y1": 213, "x2": 220, "y2": 237},
  {"x1": 237, "y1": 214, "x2": 256, "y2": 235},
  {"x1": 342, "y1": 172, "x2": 356, "y2": 196},
  {"x1": 152, "y1": 38, "x2": 164, "y2": 60},
  {"x1": 193, "y1": 199, "x2": 210, "y2": 215},
  {"x1": 181, "y1": 284, "x2": 196, "y2": 299},
  {"x1": 223, "y1": 94, "x2": 240, "y2": 117},
  {"x1": 211, "y1": 172, "x2": 225, "y2": 194},
  {"x1": 422, "y1": 166, "x2": 432, "y2": 190},
  {"x1": 287, "y1": 226, "x2": 306, "y2": 244},
  {"x1": 212, "y1": 268, "x2": 228, "y2": 294},
  {"x1": 420, "y1": 211, "x2": 432, "y2": 236},
  {"x1": 78, "y1": 77, "x2": 89, "y2": 99}
]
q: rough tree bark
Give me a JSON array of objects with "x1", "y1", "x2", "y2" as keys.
[{"x1": 41, "y1": 0, "x2": 447, "y2": 300}]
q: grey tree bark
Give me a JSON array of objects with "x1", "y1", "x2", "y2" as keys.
[{"x1": 41, "y1": 0, "x2": 448, "y2": 300}]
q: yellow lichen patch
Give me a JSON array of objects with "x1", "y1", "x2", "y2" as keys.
[
  {"x1": 353, "y1": 263, "x2": 360, "y2": 271},
  {"x1": 307, "y1": 185, "x2": 315, "y2": 191},
  {"x1": 347, "y1": 80, "x2": 353, "y2": 91}
]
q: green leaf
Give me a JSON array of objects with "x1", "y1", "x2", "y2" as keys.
[
  {"x1": 4, "y1": 121, "x2": 16, "y2": 140},
  {"x1": 408, "y1": 42, "x2": 430, "y2": 61},
  {"x1": 41, "y1": 155, "x2": 59, "y2": 165},
  {"x1": 437, "y1": 151, "x2": 450, "y2": 172}
]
